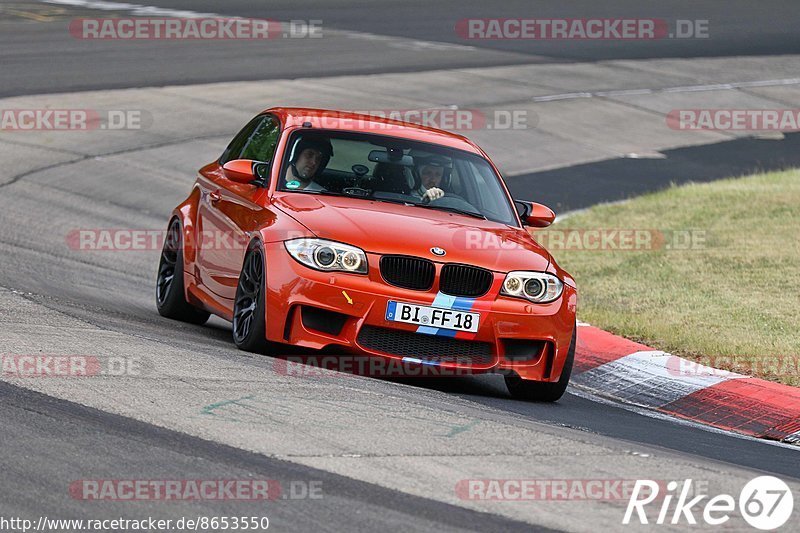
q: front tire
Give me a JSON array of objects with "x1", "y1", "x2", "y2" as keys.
[
  {"x1": 232, "y1": 243, "x2": 272, "y2": 354},
  {"x1": 505, "y1": 323, "x2": 576, "y2": 402},
  {"x1": 156, "y1": 219, "x2": 210, "y2": 325}
]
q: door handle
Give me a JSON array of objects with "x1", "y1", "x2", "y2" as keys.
[{"x1": 209, "y1": 190, "x2": 222, "y2": 203}]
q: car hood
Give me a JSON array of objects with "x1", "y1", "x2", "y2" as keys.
[{"x1": 272, "y1": 193, "x2": 551, "y2": 272}]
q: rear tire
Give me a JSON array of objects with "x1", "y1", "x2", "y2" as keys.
[
  {"x1": 232, "y1": 243, "x2": 272, "y2": 354},
  {"x1": 505, "y1": 323, "x2": 576, "y2": 402},
  {"x1": 156, "y1": 219, "x2": 210, "y2": 325}
]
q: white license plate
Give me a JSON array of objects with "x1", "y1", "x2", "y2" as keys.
[{"x1": 385, "y1": 301, "x2": 479, "y2": 333}]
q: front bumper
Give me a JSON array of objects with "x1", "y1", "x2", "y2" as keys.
[{"x1": 263, "y1": 242, "x2": 577, "y2": 382}]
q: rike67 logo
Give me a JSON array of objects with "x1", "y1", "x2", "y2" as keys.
[{"x1": 624, "y1": 476, "x2": 794, "y2": 529}]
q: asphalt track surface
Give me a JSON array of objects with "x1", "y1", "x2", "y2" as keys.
[
  {"x1": 1, "y1": 381, "x2": 540, "y2": 532},
  {"x1": 1, "y1": 1, "x2": 800, "y2": 531},
  {"x1": 3, "y1": 0, "x2": 800, "y2": 97}
]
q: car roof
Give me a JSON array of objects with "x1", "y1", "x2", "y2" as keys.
[{"x1": 262, "y1": 107, "x2": 485, "y2": 155}]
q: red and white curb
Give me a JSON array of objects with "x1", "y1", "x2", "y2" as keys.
[{"x1": 572, "y1": 322, "x2": 800, "y2": 445}]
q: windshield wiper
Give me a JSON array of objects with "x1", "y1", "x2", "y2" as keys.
[
  {"x1": 288, "y1": 189, "x2": 345, "y2": 197},
  {"x1": 416, "y1": 204, "x2": 487, "y2": 220},
  {"x1": 370, "y1": 197, "x2": 416, "y2": 206}
]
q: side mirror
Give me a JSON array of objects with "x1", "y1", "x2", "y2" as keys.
[
  {"x1": 222, "y1": 159, "x2": 256, "y2": 183},
  {"x1": 516, "y1": 200, "x2": 556, "y2": 228},
  {"x1": 222, "y1": 159, "x2": 270, "y2": 184}
]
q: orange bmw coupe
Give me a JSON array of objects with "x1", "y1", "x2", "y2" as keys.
[{"x1": 156, "y1": 108, "x2": 577, "y2": 401}]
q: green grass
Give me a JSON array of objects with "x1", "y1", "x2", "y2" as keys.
[{"x1": 543, "y1": 168, "x2": 800, "y2": 385}]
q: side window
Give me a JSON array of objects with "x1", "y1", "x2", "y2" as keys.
[
  {"x1": 219, "y1": 115, "x2": 280, "y2": 165},
  {"x1": 219, "y1": 116, "x2": 261, "y2": 165},
  {"x1": 240, "y1": 117, "x2": 280, "y2": 162}
]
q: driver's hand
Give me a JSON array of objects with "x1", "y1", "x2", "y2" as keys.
[{"x1": 422, "y1": 187, "x2": 444, "y2": 202}]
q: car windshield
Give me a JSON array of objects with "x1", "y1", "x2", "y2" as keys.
[{"x1": 278, "y1": 130, "x2": 519, "y2": 226}]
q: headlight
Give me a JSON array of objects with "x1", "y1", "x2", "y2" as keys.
[
  {"x1": 284, "y1": 238, "x2": 368, "y2": 274},
  {"x1": 501, "y1": 271, "x2": 563, "y2": 303}
]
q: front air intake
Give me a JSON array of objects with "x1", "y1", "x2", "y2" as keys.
[
  {"x1": 439, "y1": 264, "x2": 493, "y2": 297},
  {"x1": 379, "y1": 255, "x2": 435, "y2": 291}
]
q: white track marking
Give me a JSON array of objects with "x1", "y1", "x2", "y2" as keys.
[
  {"x1": 572, "y1": 350, "x2": 746, "y2": 409},
  {"x1": 40, "y1": 0, "x2": 217, "y2": 18},
  {"x1": 532, "y1": 77, "x2": 800, "y2": 102},
  {"x1": 568, "y1": 386, "x2": 800, "y2": 450}
]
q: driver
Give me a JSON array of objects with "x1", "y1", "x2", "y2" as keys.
[
  {"x1": 284, "y1": 136, "x2": 334, "y2": 191},
  {"x1": 411, "y1": 151, "x2": 451, "y2": 202}
]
